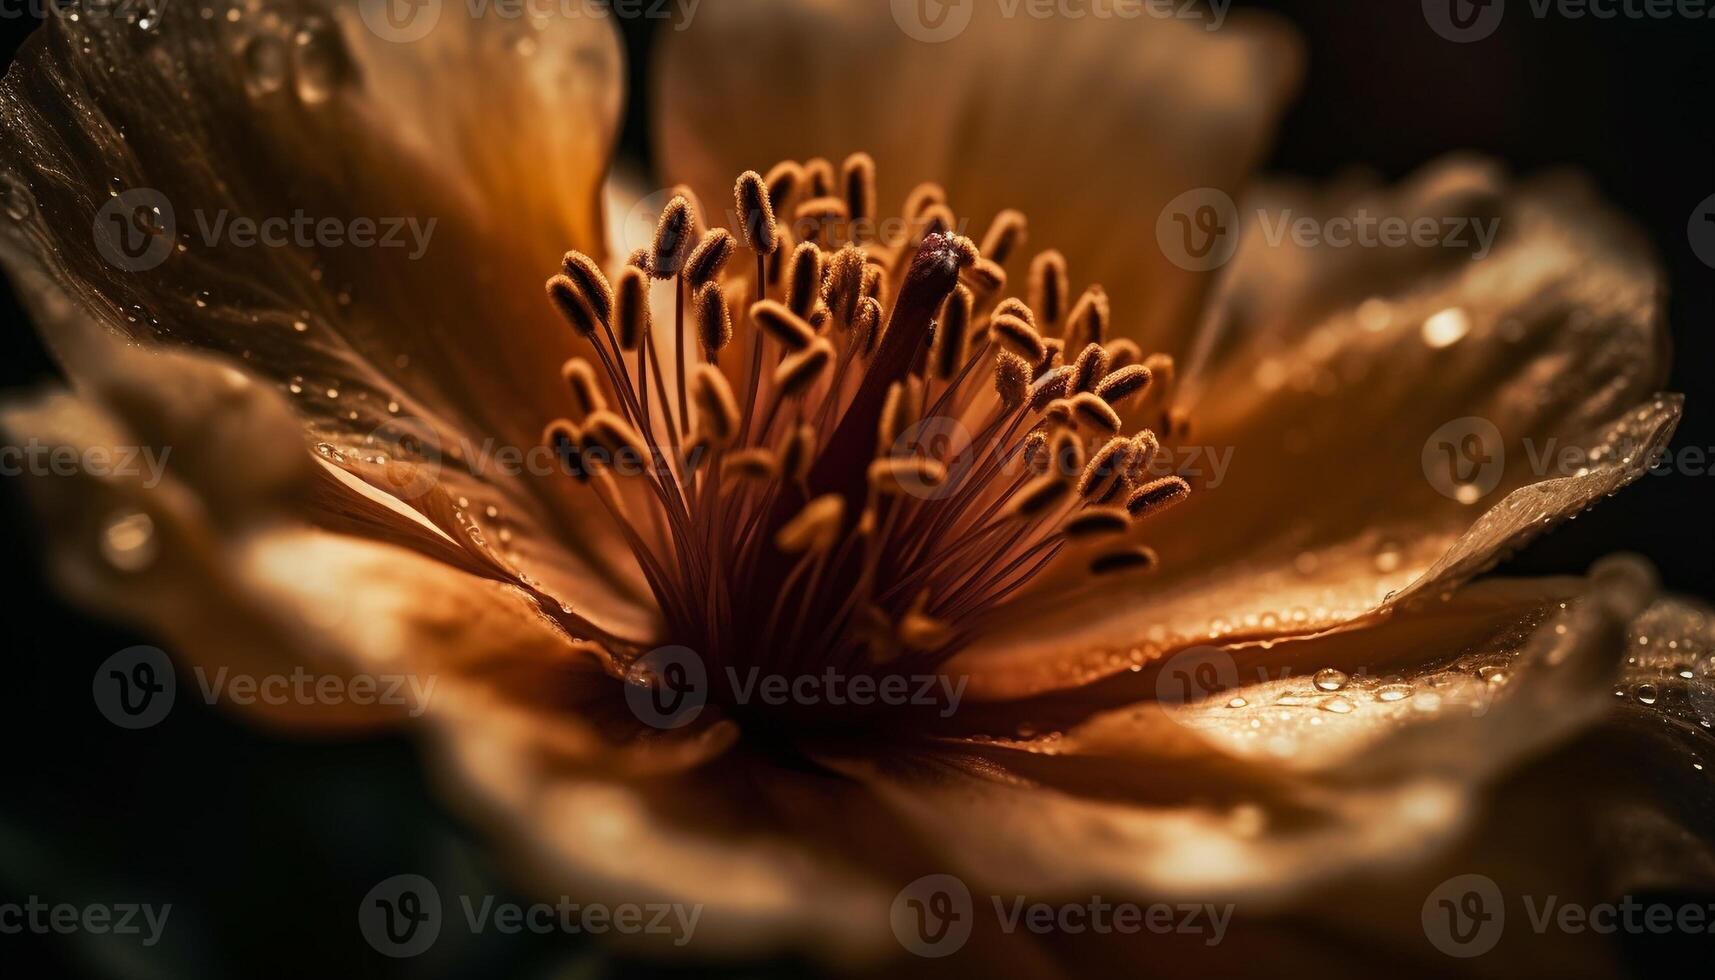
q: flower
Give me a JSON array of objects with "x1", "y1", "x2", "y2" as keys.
[{"x1": 1, "y1": 0, "x2": 1709, "y2": 972}]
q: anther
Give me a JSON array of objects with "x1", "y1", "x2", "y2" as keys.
[
  {"x1": 625, "y1": 248, "x2": 651, "y2": 274},
  {"x1": 1008, "y1": 473, "x2": 1072, "y2": 519},
  {"x1": 1078, "y1": 438, "x2": 1133, "y2": 499},
  {"x1": 776, "y1": 494, "x2": 846, "y2": 554},
  {"x1": 962, "y1": 257, "x2": 1006, "y2": 297},
  {"x1": 774, "y1": 337, "x2": 834, "y2": 396},
  {"x1": 764, "y1": 160, "x2": 802, "y2": 216},
  {"x1": 898, "y1": 606, "x2": 953, "y2": 652},
  {"x1": 1066, "y1": 285, "x2": 1109, "y2": 347},
  {"x1": 542, "y1": 419, "x2": 588, "y2": 482},
  {"x1": 560, "y1": 251, "x2": 613, "y2": 324},
  {"x1": 1063, "y1": 507, "x2": 1131, "y2": 541},
  {"x1": 786, "y1": 241, "x2": 823, "y2": 318},
  {"x1": 1126, "y1": 476, "x2": 1191, "y2": 519},
  {"x1": 1095, "y1": 364, "x2": 1152, "y2": 405},
  {"x1": 1106, "y1": 338, "x2": 1142, "y2": 371},
  {"x1": 980, "y1": 209, "x2": 1028, "y2": 266},
  {"x1": 613, "y1": 265, "x2": 650, "y2": 351},
  {"x1": 651, "y1": 196, "x2": 696, "y2": 279},
  {"x1": 695, "y1": 281, "x2": 733, "y2": 355},
  {"x1": 993, "y1": 297, "x2": 1036, "y2": 328},
  {"x1": 878, "y1": 380, "x2": 914, "y2": 450},
  {"x1": 723, "y1": 448, "x2": 778, "y2": 481},
  {"x1": 668, "y1": 183, "x2": 706, "y2": 237},
  {"x1": 752, "y1": 300, "x2": 817, "y2": 351},
  {"x1": 1127, "y1": 430, "x2": 1160, "y2": 482},
  {"x1": 1029, "y1": 250, "x2": 1069, "y2": 331},
  {"x1": 559, "y1": 358, "x2": 607, "y2": 419},
  {"x1": 804, "y1": 157, "x2": 835, "y2": 198},
  {"x1": 690, "y1": 365, "x2": 740, "y2": 446},
  {"x1": 822, "y1": 246, "x2": 866, "y2": 327},
  {"x1": 994, "y1": 351, "x2": 1031, "y2": 410},
  {"x1": 1142, "y1": 352, "x2": 1176, "y2": 402},
  {"x1": 735, "y1": 170, "x2": 780, "y2": 255},
  {"x1": 1035, "y1": 338, "x2": 1064, "y2": 380},
  {"x1": 583, "y1": 410, "x2": 650, "y2": 470},
  {"x1": 1049, "y1": 428, "x2": 1085, "y2": 477},
  {"x1": 1070, "y1": 391, "x2": 1122, "y2": 433},
  {"x1": 795, "y1": 196, "x2": 850, "y2": 239},
  {"x1": 869, "y1": 456, "x2": 947, "y2": 494},
  {"x1": 779, "y1": 423, "x2": 815, "y2": 482},
  {"x1": 546, "y1": 275, "x2": 600, "y2": 337},
  {"x1": 853, "y1": 297, "x2": 883, "y2": 353},
  {"x1": 1090, "y1": 546, "x2": 1159, "y2": 576},
  {"x1": 933, "y1": 285, "x2": 974, "y2": 379},
  {"x1": 991, "y1": 313, "x2": 1046, "y2": 363},
  {"x1": 1029, "y1": 365, "x2": 1074, "y2": 412},
  {"x1": 1071, "y1": 342, "x2": 1109, "y2": 394},
  {"x1": 841, "y1": 152, "x2": 877, "y2": 236},
  {"x1": 903, "y1": 182, "x2": 946, "y2": 221},
  {"x1": 684, "y1": 228, "x2": 736, "y2": 288},
  {"x1": 1022, "y1": 429, "x2": 1050, "y2": 472}
]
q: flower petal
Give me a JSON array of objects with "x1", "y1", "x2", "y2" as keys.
[
  {"x1": 951, "y1": 160, "x2": 1679, "y2": 699},
  {"x1": 652, "y1": 0, "x2": 1300, "y2": 346},
  {"x1": 809, "y1": 560, "x2": 1685, "y2": 970},
  {"x1": 0, "y1": 1, "x2": 652, "y2": 633}
]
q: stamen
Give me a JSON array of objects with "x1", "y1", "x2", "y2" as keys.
[
  {"x1": 651, "y1": 196, "x2": 696, "y2": 278},
  {"x1": 735, "y1": 171, "x2": 780, "y2": 254},
  {"x1": 546, "y1": 275, "x2": 600, "y2": 337},
  {"x1": 777, "y1": 494, "x2": 846, "y2": 553},
  {"x1": 980, "y1": 209, "x2": 1028, "y2": 266},
  {"x1": 1126, "y1": 476, "x2": 1191, "y2": 519},
  {"x1": 1066, "y1": 285, "x2": 1109, "y2": 347},
  {"x1": 560, "y1": 359, "x2": 607, "y2": 419},
  {"x1": 685, "y1": 228, "x2": 736, "y2": 288},
  {"x1": 764, "y1": 161, "x2": 802, "y2": 215},
  {"x1": 774, "y1": 337, "x2": 834, "y2": 396},
  {"x1": 690, "y1": 365, "x2": 740, "y2": 446},
  {"x1": 560, "y1": 251, "x2": 614, "y2": 324},
  {"x1": 1063, "y1": 507, "x2": 1131, "y2": 540},
  {"x1": 1077, "y1": 438, "x2": 1132, "y2": 500},
  {"x1": 822, "y1": 246, "x2": 867, "y2": 327},
  {"x1": 994, "y1": 351, "x2": 1031, "y2": 410},
  {"x1": 841, "y1": 152, "x2": 877, "y2": 236},
  {"x1": 1070, "y1": 343, "x2": 1109, "y2": 394},
  {"x1": 752, "y1": 300, "x2": 817, "y2": 350},
  {"x1": 991, "y1": 313, "x2": 1046, "y2": 363},
  {"x1": 932, "y1": 285, "x2": 973, "y2": 379},
  {"x1": 1095, "y1": 364, "x2": 1152, "y2": 405},
  {"x1": 695, "y1": 281, "x2": 733, "y2": 356},
  {"x1": 613, "y1": 266, "x2": 650, "y2": 350},
  {"x1": 803, "y1": 157, "x2": 835, "y2": 198},
  {"x1": 786, "y1": 242, "x2": 823, "y2": 318},
  {"x1": 1090, "y1": 546, "x2": 1159, "y2": 576},
  {"x1": 1029, "y1": 250, "x2": 1069, "y2": 332},
  {"x1": 724, "y1": 448, "x2": 778, "y2": 481},
  {"x1": 1008, "y1": 473, "x2": 1072, "y2": 519},
  {"x1": 1069, "y1": 392, "x2": 1122, "y2": 433},
  {"x1": 779, "y1": 423, "x2": 815, "y2": 482}
]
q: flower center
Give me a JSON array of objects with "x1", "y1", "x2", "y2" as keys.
[{"x1": 543, "y1": 156, "x2": 1190, "y2": 720}]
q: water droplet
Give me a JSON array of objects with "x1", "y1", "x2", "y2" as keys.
[
  {"x1": 1319, "y1": 697, "x2": 1354, "y2": 714},
  {"x1": 1635, "y1": 683, "x2": 1658, "y2": 706},
  {"x1": 1477, "y1": 664, "x2": 1510, "y2": 685},
  {"x1": 1375, "y1": 683, "x2": 1412, "y2": 703},
  {"x1": 292, "y1": 319, "x2": 309, "y2": 333},
  {"x1": 1675, "y1": 663, "x2": 1694, "y2": 680},
  {"x1": 193, "y1": 290, "x2": 210, "y2": 308},
  {"x1": 1454, "y1": 483, "x2": 1483, "y2": 505},
  {"x1": 1421, "y1": 307, "x2": 1471, "y2": 349},
  {"x1": 1313, "y1": 668, "x2": 1349, "y2": 692},
  {"x1": 0, "y1": 171, "x2": 32, "y2": 221},
  {"x1": 1226, "y1": 696, "x2": 1248, "y2": 709},
  {"x1": 241, "y1": 34, "x2": 287, "y2": 96},
  {"x1": 293, "y1": 19, "x2": 347, "y2": 105},
  {"x1": 1373, "y1": 542, "x2": 1403, "y2": 574},
  {"x1": 100, "y1": 509, "x2": 157, "y2": 572}
]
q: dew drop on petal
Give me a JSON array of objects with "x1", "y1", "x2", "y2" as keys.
[
  {"x1": 1319, "y1": 696, "x2": 1354, "y2": 714},
  {"x1": 1313, "y1": 668, "x2": 1349, "y2": 692},
  {"x1": 100, "y1": 509, "x2": 157, "y2": 572},
  {"x1": 1421, "y1": 307, "x2": 1471, "y2": 349},
  {"x1": 1375, "y1": 683, "x2": 1413, "y2": 703},
  {"x1": 1635, "y1": 683, "x2": 1659, "y2": 706},
  {"x1": 241, "y1": 34, "x2": 287, "y2": 96}
]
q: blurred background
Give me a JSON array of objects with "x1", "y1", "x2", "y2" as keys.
[{"x1": 2, "y1": 1, "x2": 1711, "y2": 976}]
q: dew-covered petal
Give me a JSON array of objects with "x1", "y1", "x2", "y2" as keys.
[
  {"x1": 810, "y1": 561, "x2": 1682, "y2": 971},
  {"x1": 951, "y1": 161, "x2": 1678, "y2": 699},
  {"x1": 0, "y1": 1, "x2": 652, "y2": 632},
  {"x1": 652, "y1": 0, "x2": 1301, "y2": 350}
]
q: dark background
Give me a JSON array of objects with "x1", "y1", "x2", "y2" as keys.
[{"x1": 2, "y1": 2, "x2": 1712, "y2": 977}]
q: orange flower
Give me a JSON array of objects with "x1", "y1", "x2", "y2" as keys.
[{"x1": 1, "y1": 1, "x2": 1707, "y2": 972}]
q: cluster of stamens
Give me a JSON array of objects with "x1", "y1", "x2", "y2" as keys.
[{"x1": 542, "y1": 155, "x2": 1191, "y2": 717}]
